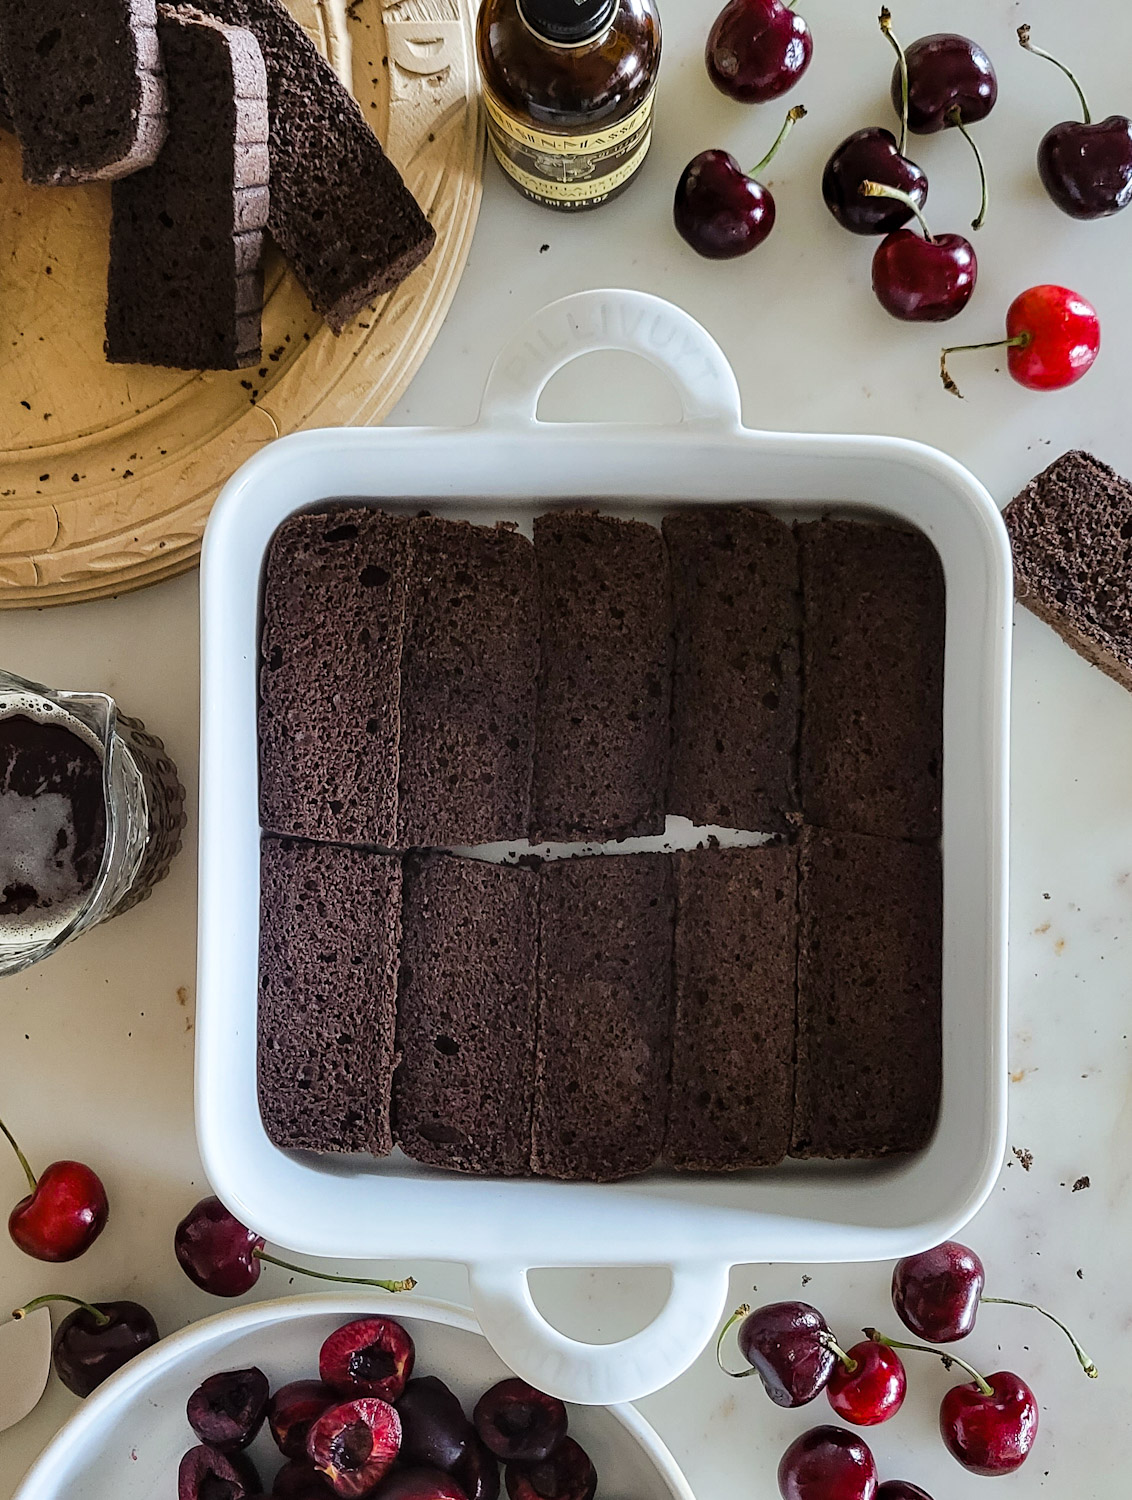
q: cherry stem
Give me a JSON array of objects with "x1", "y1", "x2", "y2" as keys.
[
  {"x1": 938, "y1": 334, "x2": 1029, "y2": 398},
  {"x1": 12, "y1": 1294, "x2": 110, "y2": 1326},
  {"x1": 0, "y1": 1116, "x2": 38, "y2": 1195},
  {"x1": 947, "y1": 107, "x2": 989, "y2": 230},
  {"x1": 864, "y1": 1327, "x2": 994, "y2": 1397},
  {"x1": 860, "y1": 180, "x2": 932, "y2": 240},
  {"x1": 820, "y1": 1333, "x2": 859, "y2": 1374},
  {"x1": 879, "y1": 7, "x2": 909, "y2": 155},
  {"x1": 252, "y1": 1248, "x2": 415, "y2": 1295},
  {"x1": 1018, "y1": 25, "x2": 1091, "y2": 124},
  {"x1": 716, "y1": 1303, "x2": 759, "y2": 1378},
  {"x1": 751, "y1": 106, "x2": 807, "y2": 178},
  {"x1": 982, "y1": 1296, "x2": 1099, "y2": 1378}
]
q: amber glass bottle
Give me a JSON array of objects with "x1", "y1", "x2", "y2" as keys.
[{"x1": 476, "y1": 0, "x2": 662, "y2": 211}]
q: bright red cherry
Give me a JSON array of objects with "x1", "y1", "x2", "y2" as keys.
[
  {"x1": 706, "y1": 0, "x2": 812, "y2": 104},
  {"x1": 826, "y1": 1340, "x2": 906, "y2": 1426},
  {"x1": 940, "y1": 1369, "x2": 1039, "y2": 1477},
  {"x1": 0, "y1": 1118, "x2": 108, "y2": 1263},
  {"x1": 941, "y1": 286, "x2": 1100, "y2": 397},
  {"x1": 777, "y1": 1426, "x2": 878, "y2": 1500},
  {"x1": 675, "y1": 106, "x2": 805, "y2": 259}
]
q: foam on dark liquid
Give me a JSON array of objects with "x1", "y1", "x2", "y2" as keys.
[{"x1": 0, "y1": 699, "x2": 107, "y2": 946}]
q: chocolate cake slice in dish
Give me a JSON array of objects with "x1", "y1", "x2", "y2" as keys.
[
  {"x1": 1004, "y1": 450, "x2": 1132, "y2": 692},
  {"x1": 258, "y1": 835, "x2": 402, "y2": 1155},
  {"x1": 106, "y1": 4, "x2": 270, "y2": 370},
  {"x1": 198, "y1": 0, "x2": 434, "y2": 331},
  {"x1": 0, "y1": 0, "x2": 167, "y2": 184}
]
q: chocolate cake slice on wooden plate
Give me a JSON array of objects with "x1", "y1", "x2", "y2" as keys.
[
  {"x1": 665, "y1": 507, "x2": 801, "y2": 833},
  {"x1": 533, "y1": 853, "x2": 674, "y2": 1181},
  {"x1": 258, "y1": 835, "x2": 402, "y2": 1155},
  {"x1": 666, "y1": 844, "x2": 797, "y2": 1171},
  {"x1": 0, "y1": 0, "x2": 167, "y2": 185},
  {"x1": 106, "y1": 4, "x2": 270, "y2": 370},
  {"x1": 1004, "y1": 450, "x2": 1132, "y2": 691},
  {"x1": 531, "y1": 511, "x2": 672, "y2": 843},
  {"x1": 394, "y1": 853, "x2": 538, "y2": 1175},
  {"x1": 198, "y1": 0, "x2": 435, "y2": 331},
  {"x1": 258, "y1": 506, "x2": 411, "y2": 848},
  {"x1": 793, "y1": 825, "x2": 942, "y2": 1160}
]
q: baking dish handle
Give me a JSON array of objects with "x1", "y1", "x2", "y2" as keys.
[
  {"x1": 467, "y1": 1260, "x2": 732, "y2": 1405},
  {"x1": 478, "y1": 288, "x2": 743, "y2": 430}
]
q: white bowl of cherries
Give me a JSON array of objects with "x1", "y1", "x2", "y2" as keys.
[{"x1": 11, "y1": 1294, "x2": 695, "y2": 1500}]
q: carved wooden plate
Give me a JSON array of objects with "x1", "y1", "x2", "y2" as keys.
[{"x1": 0, "y1": 0, "x2": 482, "y2": 606}]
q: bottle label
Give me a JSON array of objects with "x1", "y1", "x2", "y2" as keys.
[{"x1": 483, "y1": 84, "x2": 656, "y2": 208}]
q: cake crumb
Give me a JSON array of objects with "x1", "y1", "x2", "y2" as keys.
[
  {"x1": 1012, "y1": 1146, "x2": 1033, "y2": 1171},
  {"x1": 1072, "y1": 1175, "x2": 1090, "y2": 1192}
]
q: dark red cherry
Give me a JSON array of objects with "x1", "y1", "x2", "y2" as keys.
[
  {"x1": 398, "y1": 1376, "x2": 473, "y2": 1472},
  {"x1": 306, "y1": 1397, "x2": 402, "y2": 1498},
  {"x1": 777, "y1": 1426, "x2": 878, "y2": 1500},
  {"x1": 41, "y1": 1297, "x2": 160, "y2": 1396},
  {"x1": 175, "y1": 1196, "x2": 264, "y2": 1298},
  {"x1": 474, "y1": 1380, "x2": 567, "y2": 1464},
  {"x1": 822, "y1": 129, "x2": 927, "y2": 235},
  {"x1": 735, "y1": 1302, "x2": 836, "y2": 1408},
  {"x1": 505, "y1": 1438, "x2": 597, "y2": 1500},
  {"x1": 826, "y1": 1341, "x2": 906, "y2": 1426},
  {"x1": 454, "y1": 1434, "x2": 502, "y2": 1500},
  {"x1": 270, "y1": 1381, "x2": 339, "y2": 1459},
  {"x1": 706, "y1": 0, "x2": 812, "y2": 104},
  {"x1": 876, "y1": 1486, "x2": 933, "y2": 1500},
  {"x1": 320, "y1": 1318, "x2": 415, "y2": 1402},
  {"x1": 374, "y1": 1469, "x2": 469, "y2": 1500},
  {"x1": 178, "y1": 1444, "x2": 262, "y2": 1500},
  {"x1": 892, "y1": 1241, "x2": 985, "y2": 1341},
  {"x1": 896, "y1": 34, "x2": 997, "y2": 133},
  {"x1": 187, "y1": 1366, "x2": 270, "y2": 1451},
  {"x1": 272, "y1": 1460, "x2": 334, "y2": 1498},
  {"x1": 940, "y1": 1369, "x2": 1039, "y2": 1476},
  {"x1": 872, "y1": 228, "x2": 976, "y2": 322},
  {"x1": 675, "y1": 105, "x2": 804, "y2": 260}
]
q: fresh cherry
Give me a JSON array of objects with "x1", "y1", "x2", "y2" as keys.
[
  {"x1": 321, "y1": 1318, "x2": 415, "y2": 1403},
  {"x1": 675, "y1": 106, "x2": 805, "y2": 259},
  {"x1": 1018, "y1": 25, "x2": 1132, "y2": 219},
  {"x1": 12, "y1": 1294, "x2": 160, "y2": 1397},
  {"x1": 865, "y1": 1330, "x2": 1038, "y2": 1478},
  {"x1": 306, "y1": 1397, "x2": 402, "y2": 1498},
  {"x1": 270, "y1": 1380, "x2": 339, "y2": 1458},
  {"x1": 720, "y1": 1301, "x2": 836, "y2": 1407},
  {"x1": 174, "y1": 1196, "x2": 415, "y2": 1300},
  {"x1": 876, "y1": 1486, "x2": 933, "y2": 1500},
  {"x1": 865, "y1": 183, "x2": 976, "y2": 321},
  {"x1": 777, "y1": 1426, "x2": 878, "y2": 1500},
  {"x1": 0, "y1": 1117, "x2": 108, "y2": 1263},
  {"x1": 826, "y1": 1340, "x2": 906, "y2": 1426},
  {"x1": 187, "y1": 1366, "x2": 270, "y2": 1451},
  {"x1": 374, "y1": 1470, "x2": 469, "y2": 1500},
  {"x1": 454, "y1": 1434, "x2": 502, "y2": 1500},
  {"x1": 889, "y1": 22, "x2": 993, "y2": 229},
  {"x1": 273, "y1": 1460, "x2": 334, "y2": 1498},
  {"x1": 398, "y1": 1375, "x2": 473, "y2": 1471},
  {"x1": 474, "y1": 1379, "x2": 567, "y2": 1464},
  {"x1": 892, "y1": 1241, "x2": 984, "y2": 1342},
  {"x1": 706, "y1": 0, "x2": 812, "y2": 104},
  {"x1": 504, "y1": 1438, "x2": 597, "y2": 1500},
  {"x1": 941, "y1": 285, "x2": 1101, "y2": 397},
  {"x1": 178, "y1": 1445, "x2": 262, "y2": 1500},
  {"x1": 822, "y1": 130, "x2": 927, "y2": 235}
]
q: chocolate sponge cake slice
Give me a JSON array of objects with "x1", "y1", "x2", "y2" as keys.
[
  {"x1": 258, "y1": 835, "x2": 401, "y2": 1154},
  {"x1": 394, "y1": 854, "x2": 538, "y2": 1174},
  {"x1": 664, "y1": 508, "x2": 800, "y2": 833},
  {"x1": 259, "y1": 506, "x2": 410, "y2": 847},
  {"x1": 197, "y1": 0, "x2": 434, "y2": 331},
  {"x1": 1003, "y1": 450, "x2": 1132, "y2": 691},
  {"x1": 532, "y1": 512, "x2": 672, "y2": 843},
  {"x1": 397, "y1": 518, "x2": 538, "y2": 848},
  {"x1": 800, "y1": 519, "x2": 944, "y2": 843},
  {"x1": 666, "y1": 844, "x2": 797, "y2": 1171},
  {"x1": 793, "y1": 826, "x2": 942, "y2": 1160},
  {"x1": 533, "y1": 854, "x2": 674, "y2": 1180},
  {"x1": 106, "y1": 6, "x2": 269, "y2": 370},
  {"x1": 0, "y1": 0, "x2": 167, "y2": 185}
]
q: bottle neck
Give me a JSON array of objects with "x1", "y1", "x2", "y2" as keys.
[{"x1": 515, "y1": 0, "x2": 618, "y2": 48}]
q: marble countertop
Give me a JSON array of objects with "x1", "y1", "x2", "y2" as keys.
[{"x1": 1, "y1": 0, "x2": 1129, "y2": 1495}]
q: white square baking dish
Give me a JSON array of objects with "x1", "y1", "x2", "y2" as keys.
[{"x1": 197, "y1": 289, "x2": 1012, "y2": 1406}]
